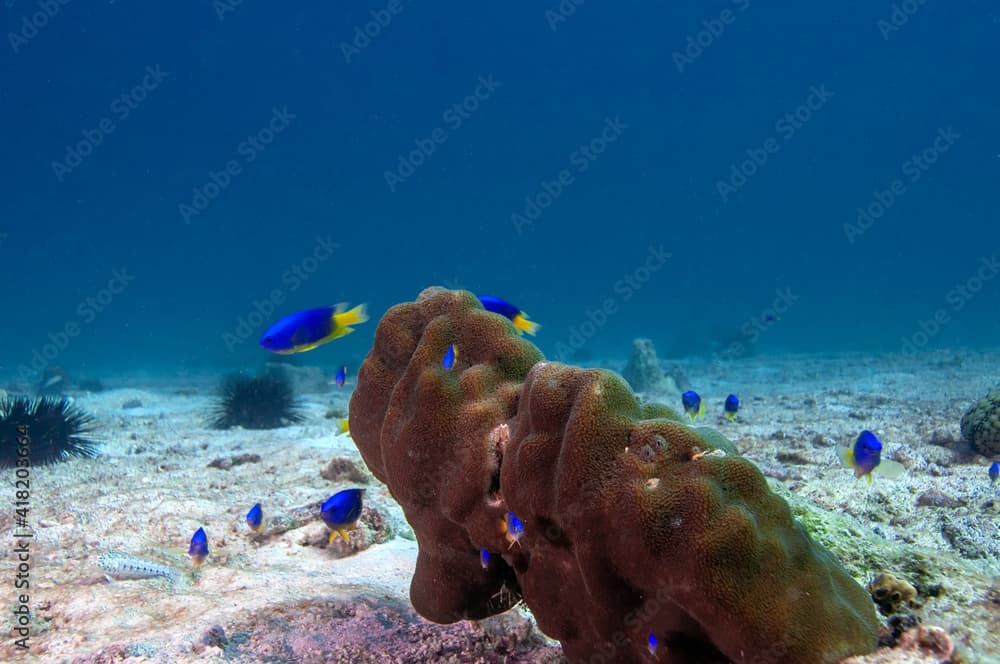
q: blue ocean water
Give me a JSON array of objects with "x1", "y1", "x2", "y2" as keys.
[{"x1": 2, "y1": 1, "x2": 998, "y2": 381}]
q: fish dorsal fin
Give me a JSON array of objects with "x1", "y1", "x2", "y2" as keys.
[
  {"x1": 836, "y1": 446, "x2": 854, "y2": 469},
  {"x1": 875, "y1": 459, "x2": 905, "y2": 480}
]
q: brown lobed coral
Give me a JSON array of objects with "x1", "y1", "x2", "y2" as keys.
[
  {"x1": 960, "y1": 388, "x2": 1000, "y2": 456},
  {"x1": 349, "y1": 288, "x2": 878, "y2": 664}
]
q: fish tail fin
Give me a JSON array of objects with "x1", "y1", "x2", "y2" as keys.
[
  {"x1": 836, "y1": 446, "x2": 854, "y2": 469},
  {"x1": 331, "y1": 303, "x2": 369, "y2": 338},
  {"x1": 875, "y1": 459, "x2": 906, "y2": 480},
  {"x1": 513, "y1": 313, "x2": 540, "y2": 336}
]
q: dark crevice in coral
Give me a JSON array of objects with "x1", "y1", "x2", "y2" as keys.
[
  {"x1": 488, "y1": 461, "x2": 502, "y2": 499},
  {"x1": 487, "y1": 566, "x2": 524, "y2": 613},
  {"x1": 488, "y1": 433, "x2": 504, "y2": 499},
  {"x1": 662, "y1": 632, "x2": 730, "y2": 664}
]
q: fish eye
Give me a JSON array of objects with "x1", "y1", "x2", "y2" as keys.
[
  {"x1": 264, "y1": 337, "x2": 272, "y2": 343},
  {"x1": 873, "y1": 588, "x2": 887, "y2": 599},
  {"x1": 890, "y1": 591, "x2": 901, "y2": 602}
]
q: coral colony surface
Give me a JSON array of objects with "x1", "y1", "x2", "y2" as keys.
[
  {"x1": 350, "y1": 288, "x2": 877, "y2": 663},
  {"x1": 2, "y1": 288, "x2": 999, "y2": 663}
]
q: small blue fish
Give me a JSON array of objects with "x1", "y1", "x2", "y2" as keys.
[
  {"x1": 260, "y1": 303, "x2": 368, "y2": 354},
  {"x1": 443, "y1": 344, "x2": 458, "y2": 371},
  {"x1": 837, "y1": 430, "x2": 905, "y2": 484},
  {"x1": 724, "y1": 394, "x2": 739, "y2": 421},
  {"x1": 321, "y1": 488, "x2": 365, "y2": 543},
  {"x1": 681, "y1": 391, "x2": 704, "y2": 421},
  {"x1": 480, "y1": 548, "x2": 491, "y2": 570},
  {"x1": 246, "y1": 503, "x2": 264, "y2": 533},
  {"x1": 478, "y1": 295, "x2": 540, "y2": 336},
  {"x1": 335, "y1": 366, "x2": 347, "y2": 388},
  {"x1": 989, "y1": 461, "x2": 999, "y2": 484},
  {"x1": 647, "y1": 631, "x2": 658, "y2": 656},
  {"x1": 501, "y1": 511, "x2": 524, "y2": 549},
  {"x1": 189, "y1": 527, "x2": 209, "y2": 565}
]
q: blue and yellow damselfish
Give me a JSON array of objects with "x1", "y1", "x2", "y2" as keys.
[{"x1": 260, "y1": 303, "x2": 368, "y2": 354}]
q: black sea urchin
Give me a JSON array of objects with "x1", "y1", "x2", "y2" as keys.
[
  {"x1": 211, "y1": 373, "x2": 304, "y2": 430},
  {"x1": 0, "y1": 395, "x2": 100, "y2": 468}
]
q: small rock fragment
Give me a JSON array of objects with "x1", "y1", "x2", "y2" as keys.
[
  {"x1": 867, "y1": 573, "x2": 917, "y2": 616},
  {"x1": 960, "y1": 387, "x2": 1000, "y2": 456},
  {"x1": 775, "y1": 450, "x2": 812, "y2": 465},
  {"x1": 321, "y1": 457, "x2": 369, "y2": 483},
  {"x1": 841, "y1": 625, "x2": 954, "y2": 663},
  {"x1": 207, "y1": 453, "x2": 262, "y2": 470},
  {"x1": 201, "y1": 625, "x2": 228, "y2": 649},
  {"x1": 915, "y1": 489, "x2": 965, "y2": 509}
]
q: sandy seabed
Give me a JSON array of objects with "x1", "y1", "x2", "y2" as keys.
[{"x1": 2, "y1": 349, "x2": 998, "y2": 663}]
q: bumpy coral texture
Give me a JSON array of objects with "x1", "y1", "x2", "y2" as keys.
[
  {"x1": 960, "y1": 388, "x2": 1000, "y2": 456},
  {"x1": 350, "y1": 288, "x2": 878, "y2": 664}
]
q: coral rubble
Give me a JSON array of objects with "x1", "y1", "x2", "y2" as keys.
[
  {"x1": 868, "y1": 573, "x2": 918, "y2": 616},
  {"x1": 960, "y1": 388, "x2": 1000, "y2": 456}
]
